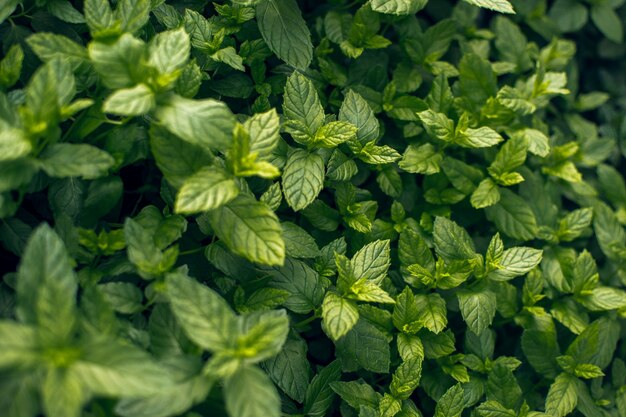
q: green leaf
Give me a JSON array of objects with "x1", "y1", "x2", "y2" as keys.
[
  {"x1": 148, "y1": 27, "x2": 191, "y2": 76},
  {"x1": 0, "y1": 44, "x2": 23, "y2": 89},
  {"x1": 434, "y1": 216, "x2": 477, "y2": 262},
  {"x1": 566, "y1": 317, "x2": 619, "y2": 369},
  {"x1": 336, "y1": 319, "x2": 391, "y2": 373},
  {"x1": 471, "y1": 179, "x2": 501, "y2": 209},
  {"x1": 99, "y1": 282, "x2": 143, "y2": 314},
  {"x1": 415, "y1": 293, "x2": 448, "y2": 334},
  {"x1": 281, "y1": 221, "x2": 320, "y2": 258},
  {"x1": 0, "y1": 130, "x2": 32, "y2": 162},
  {"x1": 27, "y1": 33, "x2": 87, "y2": 67},
  {"x1": 591, "y1": 5, "x2": 623, "y2": 43},
  {"x1": 0, "y1": 0, "x2": 19, "y2": 26},
  {"x1": 457, "y1": 289, "x2": 497, "y2": 335},
  {"x1": 485, "y1": 189, "x2": 538, "y2": 241},
  {"x1": 238, "y1": 309, "x2": 289, "y2": 362},
  {"x1": 16, "y1": 225, "x2": 77, "y2": 344},
  {"x1": 545, "y1": 373, "x2": 578, "y2": 417},
  {"x1": 488, "y1": 135, "x2": 528, "y2": 177},
  {"x1": 103, "y1": 84, "x2": 155, "y2": 116},
  {"x1": 489, "y1": 247, "x2": 543, "y2": 280},
  {"x1": 256, "y1": 0, "x2": 313, "y2": 70},
  {"x1": 116, "y1": 0, "x2": 150, "y2": 34},
  {"x1": 370, "y1": 0, "x2": 427, "y2": 15},
  {"x1": 0, "y1": 321, "x2": 39, "y2": 368},
  {"x1": 379, "y1": 394, "x2": 402, "y2": 417},
  {"x1": 417, "y1": 110, "x2": 455, "y2": 142},
  {"x1": 314, "y1": 121, "x2": 357, "y2": 148},
  {"x1": 330, "y1": 380, "x2": 380, "y2": 410},
  {"x1": 39, "y1": 144, "x2": 114, "y2": 180},
  {"x1": 435, "y1": 383, "x2": 466, "y2": 417},
  {"x1": 339, "y1": 90, "x2": 379, "y2": 144},
  {"x1": 283, "y1": 72, "x2": 325, "y2": 138},
  {"x1": 245, "y1": 109, "x2": 281, "y2": 160},
  {"x1": 476, "y1": 401, "x2": 517, "y2": 417},
  {"x1": 74, "y1": 340, "x2": 173, "y2": 397},
  {"x1": 224, "y1": 366, "x2": 281, "y2": 417},
  {"x1": 114, "y1": 371, "x2": 212, "y2": 417},
  {"x1": 42, "y1": 368, "x2": 84, "y2": 417},
  {"x1": 515, "y1": 129, "x2": 550, "y2": 157},
  {"x1": 462, "y1": 0, "x2": 515, "y2": 13},
  {"x1": 486, "y1": 364, "x2": 522, "y2": 410},
  {"x1": 88, "y1": 35, "x2": 146, "y2": 89},
  {"x1": 155, "y1": 94, "x2": 236, "y2": 152},
  {"x1": 165, "y1": 271, "x2": 237, "y2": 351},
  {"x1": 149, "y1": 125, "x2": 214, "y2": 188},
  {"x1": 441, "y1": 157, "x2": 484, "y2": 194},
  {"x1": 557, "y1": 208, "x2": 593, "y2": 242},
  {"x1": 263, "y1": 336, "x2": 310, "y2": 402},
  {"x1": 209, "y1": 194, "x2": 285, "y2": 266},
  {"x1": 261, "y1": 257, "x2": 326, "y2": 314},
  {"x1": 399, "y1": 143, "x2": 442, "y2": 175},
  {"x1": 349, "y1": 280, "x2": 395, "y2": 304},
  {"x1": 456, "y1": 127, "x2": 504, "y2": 149},
  {"x1": 327, "y1": 149, "x2": 359, "y2": 181},
  {"x1": 282, "y1": 149, "x2": 325, "y2": 211},
  {"x1": 84, "y1": 0, "x2": 115, "y2": 37},
  {"x1": 174, "y1": 167, "x2": 239, "y2": 215},
  {"x1": 304, "y1": 361, "x2": 342, "y2": 417},
  {"x1": 47, "y1": 0, "x2": 85, "y2": 24},
  {"x1": 593, "y1": 202, "x2": 626, "y2": 262},
  {"x1": 357, "y1": 142, "x2": 402, "y2": 165},
  {"x1": 393, "y1": 287, "x2": 422, "y2": 334},
  {"x1": 521, "y1": 326, "x2": 561, "y2": 378},
  {"x1": 322, "y1": 291, "x2": 359, "y2": 341},
  {"x1": 577, "y1": 286, "x2": 626, "y2": 311},
  {"x1": 351, "y1": 239, "x2": 391, "y2": 284},
  {"x1": 390, "y1": 357, "x2": 423, "y2": 400},
  {"x1": 397, "y1": 334, "x2": 424, "y2": 362},
  {"x1": 459, "y1": 54, "x2": 498, "y2": 108}
]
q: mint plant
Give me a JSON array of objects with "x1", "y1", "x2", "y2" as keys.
[{"x1": 1, "y1": 0, "x2": 626, "y2": 417}]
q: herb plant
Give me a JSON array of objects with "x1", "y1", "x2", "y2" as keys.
[{"x1": 1, "y1": 0, "x2": 625, "y2": 417}]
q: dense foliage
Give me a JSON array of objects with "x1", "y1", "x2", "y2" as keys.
[{"x1": 1, "y1": 0, "x2": 626, "y2": 416}]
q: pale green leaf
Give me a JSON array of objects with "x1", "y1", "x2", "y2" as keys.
[
  {"x1": 282, "y1": 149, "x2": 325, "y2": 211},
  {"x1": 148, "y1": 27, "x2": 190, "y2": 76},
  {"x1": 16, "y1": 225, "x2": 77, "y2": 344},
  {"x1": 462, "y1": 0, "x2": 514, "y2": 14},
  {"x1": 283, "y1": 72, "x2": 325, "y2": 137},
  {"x1": 339, "y1": 90, "x2": 379, "y2": 144},
  {"x1": 155, "y1": 94, "x2": 236, "y2": 151},
  {"x1": 103, "y1": 84, "x2": 155, "y2": 116},
  {"x1": 42, "y1": 368, "x2": 84, "y2": 417},
  {"x1": 471, "y1": 178, "x2": 501, "y2": 209},
  {"x1": 165, "y1": 271, "x2": 237, "y2": 351},
  {"x1": 245, "y1": 109, "x2": 281, "y2": 160},
  {"x1": 370, "y1": 0, "x2": 428, "y2": 15},
  {"x1": 415, "y1": 293, "x2": 448, "y2": 334},
  {"x1": 545, "y1": 373, "x2": 578, "y2": 417},
  {"x1": 209, "y1": 194, "x2": 285, "y2": 266},
  {"x1": 74, "y1": 340, "x2": 174, "y2": 397},
  {"x1": 174, "y1": 168, "x2": 239, "y2": 214},
  {"x1": 39, "y1": 144, "x2": 115, "y2": 180},
  {"x1": 322, "y1": 292, "x2": 359, "y2": 341},
  {"x1": 399, "y1": 143, "x2": 442, "y2": 175},
  {"x1": 435, "y1": 383, "x2": 466, "y2": 417}
]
